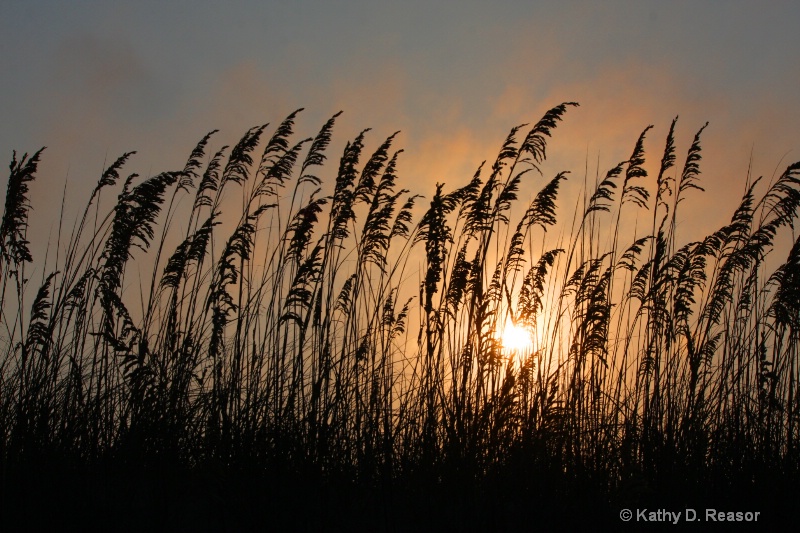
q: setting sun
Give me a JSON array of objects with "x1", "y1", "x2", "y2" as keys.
[{"x1": 501, "y1": 321, "x2": 534, "y2": 355}]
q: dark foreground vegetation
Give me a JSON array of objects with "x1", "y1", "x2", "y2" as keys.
[{"x1": 1, "y1": 104, "x2": 799, "y2": 530}]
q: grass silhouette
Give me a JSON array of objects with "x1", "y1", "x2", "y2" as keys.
[{"x1": 1, "y1": 105, "x2": 799, "y2": 529}]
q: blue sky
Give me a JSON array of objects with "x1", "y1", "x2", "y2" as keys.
[{"x1": 2, "y1": 1, "x2": 800, "y2": 253}]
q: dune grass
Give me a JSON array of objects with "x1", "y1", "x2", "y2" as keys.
[{"x1": 1, "y1": 104, "x2": 799, "y2": 528}]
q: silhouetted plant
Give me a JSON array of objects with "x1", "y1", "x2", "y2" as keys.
[{"x1": 1, "y1": 104, "x2": 799, "y2": 528}]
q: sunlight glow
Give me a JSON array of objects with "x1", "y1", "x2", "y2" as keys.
[{"x1": 500, "y1": 321, "x2": 533, "y2": 355}]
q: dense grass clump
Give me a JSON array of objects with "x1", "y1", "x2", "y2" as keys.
[{"x1": 1, "y1": 105, "x2": 799, "y2": 529}]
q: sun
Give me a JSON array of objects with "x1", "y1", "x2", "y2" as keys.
[{"x1": 500, "y1": 320, "x2": 534, "y2": 355}]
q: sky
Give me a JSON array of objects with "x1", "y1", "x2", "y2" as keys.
[{"x1": 2, "y1": 0, "x2": 800, "y2": 266}]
